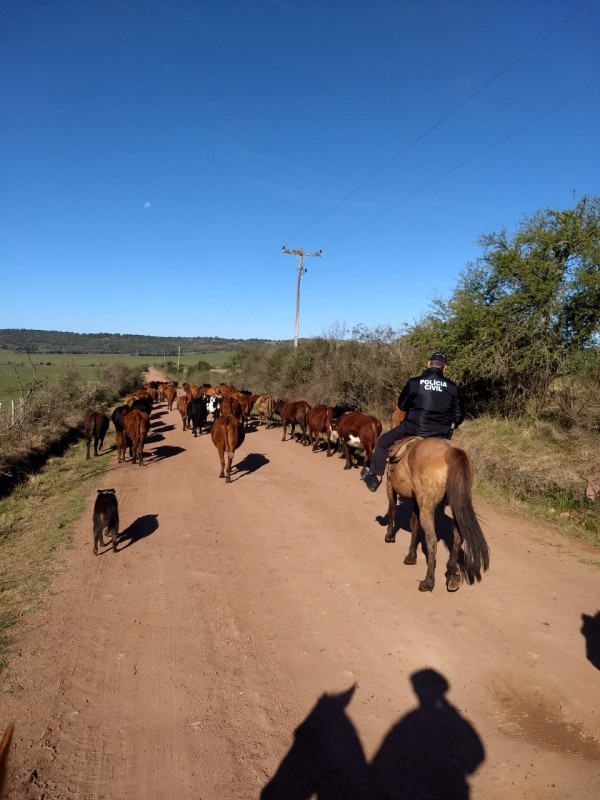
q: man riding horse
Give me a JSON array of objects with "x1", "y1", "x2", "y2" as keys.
[{"x1": 361, "y1": 352, "x2": 464, "y2": 492}]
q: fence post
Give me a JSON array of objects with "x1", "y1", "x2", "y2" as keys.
[{"x1": 11, "y1": 399, "x2": 15, "y2": 426}]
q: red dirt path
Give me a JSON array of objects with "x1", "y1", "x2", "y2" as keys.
[{"x1": 1, "y1": 369, "x2": 599, "y2": 798}]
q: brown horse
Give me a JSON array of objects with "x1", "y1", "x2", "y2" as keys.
[{"x1": 384, "y1": 438, "x2": 489, "y2": 592}]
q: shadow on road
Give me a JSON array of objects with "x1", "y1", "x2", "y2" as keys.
[
  {"x1": 581, "y1": 611, "x2": 600, "y2": 670},
  {"x1": 154, "y1": 423, "x2": 175, "y2": 433},
  {"x1": 117, "y1": 514, "x2": 159, "y2": 551},
  {"x1": 375, "y1": 499, "x2": 455, "y2": 555},
  {"x1": 230, "y1": 453, "x2": 270, "y2": 481},
  {"x1": 261, "y1": 669, "x2": 485, "y2": 800},
  {"x1": 153, "y1": 445, "x2": 185, "y2": 461}
]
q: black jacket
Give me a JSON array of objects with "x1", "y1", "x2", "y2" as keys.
[{"x1": 398, "y1": 368, "x2": 464, "y2": 438}]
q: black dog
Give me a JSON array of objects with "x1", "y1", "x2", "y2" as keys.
[{"x1": 93, "y1": 489, "x2": 119, "y2": 555}]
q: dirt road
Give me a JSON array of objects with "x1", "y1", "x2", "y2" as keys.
[{"x1": 2, "y1": 374, "x2": 599, "y2": 799}]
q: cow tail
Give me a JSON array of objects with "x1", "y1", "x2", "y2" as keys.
[
  {"x1": 225, "y1": 417, "x2": 233, "y2": 454},
  {"x1": 445, "y1": 447, "x2": 490, "y2": 584}
]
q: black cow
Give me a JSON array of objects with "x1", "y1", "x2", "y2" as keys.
[
  {"x1": 188, "y1": 396, "x2": 209, "y2": 437},
  {"x1": 131, "y1": 396, "x2": 153, "y2": 415},
  {"x1": 84, "y1": 410, "x2": 109, "y2": 460},
  {"x1": 112, "y1": 405, "x2": 133, "y2": 458}
]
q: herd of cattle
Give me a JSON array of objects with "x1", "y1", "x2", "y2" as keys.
[{"x1": 84, "y1": 379, "x2": 385, "y2": 482}]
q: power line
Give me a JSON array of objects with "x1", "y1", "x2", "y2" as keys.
[
  {"x1": 282, "y1": 246, "x2": 323, "y2": 347},
  {"x1": 286, "y1": 0, "x2": 595, "y2": 243},
  {"x1": 323, "y1": 78, "x2": 600, "y2": 250},
  {"x1": 236, "y1": 76, "x2": 598, "y2": 322}
]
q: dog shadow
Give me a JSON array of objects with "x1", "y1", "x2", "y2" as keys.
[{"x1": 117, "y1": 514, "x2": 159, "y2": 551}]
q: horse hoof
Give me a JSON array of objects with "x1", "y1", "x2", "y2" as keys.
[
  {"x1": 385, "y1": 534, "x2": 396, "y2": 544},
  {"x1": 418, "y1": 580, "x2": 434, "y2": 592},
  {"x1": 403, "y1": 555, "x2": 417, "y2": 565},
  {"x1": 446, "y1": 576, "x2": 461, "y2": 592}
]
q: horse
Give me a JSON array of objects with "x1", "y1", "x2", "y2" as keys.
[
  {"x1": 260, "y1": 685, "x2": 371, "y2": 800},
  {"x1": 383, "y1": 437, "x2": 490, "y2": 592}
]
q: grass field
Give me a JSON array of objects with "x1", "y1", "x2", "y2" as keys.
[
  {"x1": 0, "y1": 414, "x2": 116, "y2": 672},
  {"x1": 0, "y1": 349, "x2": 237, "y2": 406}
]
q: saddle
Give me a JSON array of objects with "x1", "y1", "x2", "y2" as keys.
[{"x1": 387, "y1": 435, "x2": 423, "y2": 468}]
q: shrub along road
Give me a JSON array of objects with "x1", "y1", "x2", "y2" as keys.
[{"x1": 2, "y1": 371, "x2": 599, "y2": 799}]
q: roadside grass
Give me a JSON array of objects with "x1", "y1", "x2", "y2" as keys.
[
  {"x1": 457, "y1": 417, "x2": 600, "y2": 550},
  {"x1": 0, "y1": 428, "x2": 113, "y2": 673}
]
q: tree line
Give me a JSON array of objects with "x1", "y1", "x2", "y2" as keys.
[
  {"x1": 232, "y1": 197, "x2": 600, "y2": 436},
  {"x1": 0, "y1": 330, "x2": 277, "y2": 356}
]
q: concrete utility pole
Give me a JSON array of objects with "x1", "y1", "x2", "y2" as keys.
[{"x1": 282, "y1": 246, "x2": 323, "y2": 348}]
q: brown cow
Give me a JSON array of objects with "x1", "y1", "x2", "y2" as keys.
[
  {"x1": 216, "y1": 383, "x2": 236, "y2": 398},
  {"x1": 122, "y1": 409, "x2": 150, "y2": 465},
  {"x1": 308, "y1": 404, "x2": 334, "y2": 455},
  {"x1": 84, "y1": 410, "x2": 109, "y2": 460},
  {"x1": 176, "y1": 395, "x2": 190, "y2": 430},
  {"x1": 331, "y1": 412, "x2": 382, "y2": 470},
  {"x1": 281, "y1": 400, "x2": 311, "y2": 445},
  {"x1": 115, "y1": 430, "x2": 128, "y2": 463},
  {"x1": 237, "y1": 393, "x2": 257, "y2": 426},
  {"x1": 221, "y1": 395, "x2": 243, "y2": 419},
  {"x1": 210, "y1": 415, "x2": 246, "y2": 483},
  {"x1": 163, "y1": 384, "x2": 177, "y2": 411},
  {"x1": 254, "y1": 394, "x2": 275, "y2": 427}
]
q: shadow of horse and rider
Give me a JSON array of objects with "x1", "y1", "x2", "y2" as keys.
[{"x1": 261, "y1": 669, "x2": 485, "y2": 800}]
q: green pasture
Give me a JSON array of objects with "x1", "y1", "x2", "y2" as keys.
[{"x1": 0, "y1": 349, "x2": 237, "y2": 405}]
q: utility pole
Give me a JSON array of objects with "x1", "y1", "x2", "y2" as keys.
[{"x1": 282, "y1": 246, "x2": 322, "y2": 348}]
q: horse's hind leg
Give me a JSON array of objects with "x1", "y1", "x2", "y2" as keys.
[
  {"x1": 445, "y1": 519, "x2": 462, "y2": 592},
  {"x1": 418, "y1": 509, "x2": 437, "y2": 592},
  {"x1": 403, "y1": 499, "x2": 420, "y2": 565},
  {"x1": 384, "y1": 479, "x2": 398, "y2": 543}
]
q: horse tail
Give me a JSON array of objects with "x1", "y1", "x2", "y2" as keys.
[{"x1": 445, "y1": 447, "x2": 490, "y2": 584}]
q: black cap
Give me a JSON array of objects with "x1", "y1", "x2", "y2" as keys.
[{"x1": 429, "y1": 352, "x2": 447, "y2": 364}]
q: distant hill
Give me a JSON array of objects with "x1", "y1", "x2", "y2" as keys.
[{"x1": 0, "y1": 329, "x2": 278, "y2": 356}]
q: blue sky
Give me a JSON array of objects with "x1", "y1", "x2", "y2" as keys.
[{"x1": 1, "y1": 0, "x2": 599, "y2": 341}]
